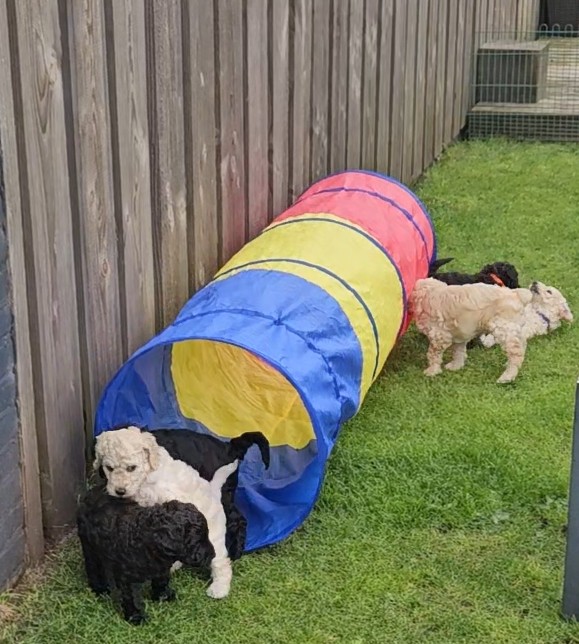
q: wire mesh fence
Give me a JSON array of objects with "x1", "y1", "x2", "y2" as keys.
[{"x1": 468, "y1": 24, "x2": 579, "y2": 142}]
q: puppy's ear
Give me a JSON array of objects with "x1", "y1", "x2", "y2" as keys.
[
  {"x1": 142, "y1": 431, "x2": 161, "y2": 470},
  {"x1": 92, "y1": 437, "x2": 104, "y2": 472},
  {"x1": 505, "y1": 266, "x2": 519, "y2": 289},
  {"x1": 560, "y1": 302, "x2": 574, "y2": 322}
]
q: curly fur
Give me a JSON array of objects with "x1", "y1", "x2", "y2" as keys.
[
  {"x1": 409, "y1": 278, "x2": 572, "y2": 383},
  {"x1": 480, "y1": 280, "x2": 573, "y2": 348},
  {"x1": 148, "y1": 429, "x2": 270, "y2": 560},
  {"x1": 77, "y1": 485, "x2": 215, "y2": 625},
  {"x1": 93, "y1": 427, "x2": 237, "y2": 599},
  {"x1": 428, "y1": 257, "x2": 520, "y2": 289}
]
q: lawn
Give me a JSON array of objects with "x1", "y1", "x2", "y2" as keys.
[{"x1": 2, "y1": 139, "x2": 579, "y2": 643}]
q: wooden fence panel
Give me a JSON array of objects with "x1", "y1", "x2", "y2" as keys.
[
  {"x1": 389, "y1": 0, "x2": 407, "y2": 179},
  {"x1": 423, "y1": 0, "x2": 439, "y2": 169},
  {"x1": 362, "y1": 0, "x2": 380, "y2": 169},
  {"x1": 330, "y1": 0, "x2": 349, "y2": 173},
  {"x1": 147, "y1": 0, "x2": 188, "y2": 326},
  {"x1": 217, "y1": 0, "x2": 246, "y2": 263},
  {"x1": 376, "y1": 0, "x2": 394, "y2": 173},
  {"x1": 412, "y1": 0, "x2": 429, "y2": 181},
  {"x1": 402, "y1": 0, "x2": 418, "y2": 183},
  {"x1": 310, "y1": 0, "x2": 331, "y2": 182},
  {"x1": 443, "y1": 0, "x2": 458, "y2": 144},
  {"x1": 246, "y1": 0, "x2": 269, "y2": 238},
  {"x1": 461, "y1": 0, "x2": 476, "y2": 120},
  {"x1": 486, "y1": 0, "x2": 497, "y2": 38},
  {"x1": 0, "y1": 0, "x2": 44, "y2": 562},
  {"x1": 185, "y1": 0, "x2": 219, "y2": 289},
  {"x1": 516, "y1": 0, "x2": 541, "y2": 37},
  {"x1": 68, "y1": 0, "x2": 123, "y2": 427},
  {"x1": 347, "y1": 0, "x2": 364, "y2": 168},
  {"x1": 108, "y1": 0, "x2": 156, "y2": 352},
  {"x1": 271, "y1": 1, "x2": 290, "y2": 216},
  {"x1": 434, "y1": 0, "x2": 448, "y2": 159},
  {"x1": 452, "y1": 0, "x2": 467, "y2": 135},
  {"x1": 291, "y1": 0, "x2": 312, "y2": 200},
  {"x1": 13, "y1": 0, "x2": 85, "y2": 537}
]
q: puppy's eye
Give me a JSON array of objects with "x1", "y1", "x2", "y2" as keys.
[
  {"x1": 547, "y1": 289, "x2": 552, "y2": 294},
  {"x1": 105, "y1": 465, "x2": 113, "y2": 472},
  {"x1": 126, "y1": 465, "x2": 137, "y2": 472}
]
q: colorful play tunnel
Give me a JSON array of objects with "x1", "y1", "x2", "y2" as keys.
[{"x1": 94, "y1": 170, "x2": 436, "y2": 551}]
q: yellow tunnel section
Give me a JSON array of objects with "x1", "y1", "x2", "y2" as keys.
[{"x1": 170, "y1": 212, "x2": 404, "y2": 449}]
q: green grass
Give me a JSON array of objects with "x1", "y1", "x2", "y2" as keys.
[{"x1": 3, "y1": 139, "x2": 579, "y2": 643}]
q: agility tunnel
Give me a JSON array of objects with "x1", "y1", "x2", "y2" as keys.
[{"x1": 94, "y1": 170, "x2": 436, "y2": 551}]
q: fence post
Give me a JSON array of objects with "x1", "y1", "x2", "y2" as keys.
[{"x1": 562, "y1": 378, "x2": 579, "y2": 619}]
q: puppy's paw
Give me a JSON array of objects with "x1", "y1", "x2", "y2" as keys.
[
  {"x1": 206, "y1": 581, "x2": 230, "y2": 599},
  {"x1": 152, "y1": 586, "x2": 176, "y2": 603},
  {"x1": 424, "y1": 365, "x2": 442, "y2": 377},
  {"x1": 497, "y1": 373, "x2": 516, "y2": 384},
  {"x1": 480, "y1": 334, "x2": 496, "y2": 348},
  {"x1": 170, "y1": 561, "x2": 183, "y2": 573},
  {"x1": 126, "y1": 612, "x2": 148, "y2": 626},
  {"x1": 444, "y1": 361, "x2": 464, "y2": 372}
]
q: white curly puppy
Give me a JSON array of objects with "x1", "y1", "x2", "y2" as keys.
[
  {"x1": 409, "y1": 278, "x2": 572, "y2": 383},
  {"x1": 93, "y1": 426, "x2": 236, "y2": 599},
  {"x1": 479, "y1": 280, "x2": 573, "y2": 348}
]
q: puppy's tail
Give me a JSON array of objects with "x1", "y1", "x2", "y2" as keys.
[
  {"x1": 210, "y1": 460, "x2": 239, "y2": 494},
  {"x1": 229, "y1": 432, "x2": 270, "y2": 469},
  {"x1": 428, "y1": 257, "x2": 454, "y2": 276}
]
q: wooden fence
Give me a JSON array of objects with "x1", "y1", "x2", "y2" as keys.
[{"x1": 0, "y1": 0, "x2": 540, "y2": 569}]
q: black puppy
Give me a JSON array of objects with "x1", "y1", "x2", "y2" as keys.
[
  {"x1": 148, "y1": 430, "x2": 270, "y2": 560},
  {"x1": 428, "y1": 257, "x2": 520, "y2": 288},
  {"x1": 77, "y1": 485, "x2": 215, "y2": 625}
]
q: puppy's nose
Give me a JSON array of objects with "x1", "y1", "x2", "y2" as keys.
[{"x1": 115, "y1": 487, "x2": 126, "y2": 496}]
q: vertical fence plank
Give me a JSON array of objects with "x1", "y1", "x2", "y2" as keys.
[
  {"x1": 486, "y1": 0, "x2": 496, "y2": 38},
  {"x1": 0, "y1": 0, "x2": 44, "y2": 562},
  {"x1": 389, "y1": 0, "x2": 407, "y2": 178},
  {"x1": 109, "y1": 0, "x2": 155, "y2": 354},
  {"x1": 346, "y1": 0, "x2": 363, "y2": 168},
  {"x1": 246, "y1": 0, "x2": 269, "y2": 238},
  {"x1": 13, "y1": 0, "x2": 84, "y2": 536},
  {"x1": 217, "y1": 0, "x2": 246, "y2": 262},
  {"x1": 433, "y1": 0, "x2": 448, "y2": 158},
  {"x1": 330, "y1": 0, "x2": 349, "y2": 172},
  {"x1": 310, "y1": 0, "x2": 331, "y2": 182},
  {"x1": 477, "y1": 0, "x2": 489, "y2": 43},
  {"x1": 402, "y1": 0, "x2": 418, "y2": 183},
  {"x1": 362, "y1": 0, "x2": 380, "y2": 169},
  {"x1": 452, "y1": 0, "x2": 466, "y2": 135},
  {"x1": 423, "y1": 0, "x2": 439, "y2": 170},
  {"x1": 68, "y1": 0, "x2": 123, "y2": 430},
  {"x1": 443, "y1": 0, "x2": 458, "y2": 144},
  {"x1": 271, "y1": 1, "x2": 290, "y2": 216},
  {"x1": 185, "y1": 0, "x2": 218, "y2": 288},
  {"x1": 376, "y1": 0, "x2": 394, "y2": 173},
  {"x1": 147, "y1": 0, "x2": 188, "y2": 326},
  {"x1": 291, "y1": 0, "x2": 312, "y2": 199},
  {"x1": 460, "y1": 0, "x2": 476, "y2": 121},
  {"x1": 412, "y1": 0, "x2": 429, "y2": 181}
]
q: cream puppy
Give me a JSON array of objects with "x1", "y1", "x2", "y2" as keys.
[
  {"x1": 94, "y1": 426, "x2": 237, "y2": 599},
  {"x1": 409, "y1": 278, "x2": 571, "y2": 383}
]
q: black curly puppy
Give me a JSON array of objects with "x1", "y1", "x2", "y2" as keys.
[
  {"x1": 428, "y1": 257, "x2": 520, "y2": 288},
  {"x1": 145, "y1": 430, "x2": 270, "y2": 559},
  {"x1": 77, "y1": 485, "x2": 215, "y2": 625}
]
